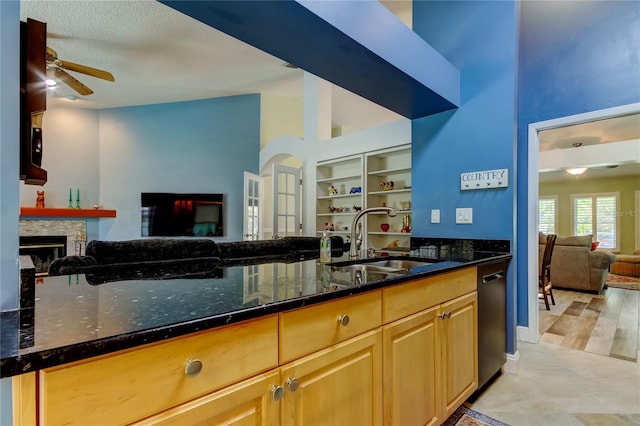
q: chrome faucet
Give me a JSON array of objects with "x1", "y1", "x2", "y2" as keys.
[{"x1": 349, "y1": 207, "x2": 396, "y2": 259}]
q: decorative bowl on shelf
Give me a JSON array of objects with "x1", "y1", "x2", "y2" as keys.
[{"x1": 380, "y1": 223, "x2": 390, "y2": 232}]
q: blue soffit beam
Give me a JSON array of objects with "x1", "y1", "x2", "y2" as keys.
[{"x1": 160, "y1": 0, "x2": 460, "y2": 119}]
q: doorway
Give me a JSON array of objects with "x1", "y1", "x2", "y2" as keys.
[{"x1": 525, "y1": 102, "x2": 640, "y2": 343}]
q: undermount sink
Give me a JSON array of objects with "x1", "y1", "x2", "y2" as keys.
[
  {"x1": 366, "y1": 259, "x2": 433, "y2": 271},
  {"x1": 333, "y1": 263, "x2": 405, "y2": 274},
  {"x1": 328, "y1": 257, "x2": 434, "y2": 276}
]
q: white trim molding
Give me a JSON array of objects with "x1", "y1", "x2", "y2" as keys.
[{"x1": 526, "y1": 102, "x2": 640, "y2": 344}]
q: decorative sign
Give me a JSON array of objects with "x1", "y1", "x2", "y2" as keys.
[{"x1": 460, "y1": 168, "x2": 509, "y2": 191}]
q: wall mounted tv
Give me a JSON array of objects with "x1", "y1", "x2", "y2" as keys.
[{"x1": 141, "y1": 193, "x2": 224, "y2": 237}]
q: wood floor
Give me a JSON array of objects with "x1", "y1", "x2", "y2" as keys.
[{"x1": 539, "y1": 286, "x2": 640, "y2": 362}]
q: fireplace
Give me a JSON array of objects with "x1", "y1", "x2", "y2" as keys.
[{"x1": 19, "y1": 236, "x2": 67, "y2": 276}]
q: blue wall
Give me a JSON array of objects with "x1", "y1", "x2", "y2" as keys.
[
  {"x1": 411, "y1": 1, "x2": 518, "y2": 352},
  {"x1": 98, "y1": 95, "x2": 260, "y2": 241},
  {"x1": 516, "y1": 1, "x2": 640, "y2": 325}
]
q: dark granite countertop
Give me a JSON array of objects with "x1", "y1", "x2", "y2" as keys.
[{"x1": 1, "y1": 250, "x2": 511, "y2": 378}]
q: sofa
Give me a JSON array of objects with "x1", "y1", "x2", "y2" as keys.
[
  {"x1": 539, "y1": 233, "x2": 617, "y2": 293},
  {"x1": 610, "y1": 249, "x2": 640, "y2": 277}
]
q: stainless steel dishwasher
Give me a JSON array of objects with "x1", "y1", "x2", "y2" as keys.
[{"x1": 475, "y1": 260, "x2": 507, "y2": 391}]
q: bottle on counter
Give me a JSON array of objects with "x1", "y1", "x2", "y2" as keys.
[{"x1": 320, "y1": 230, "x2": 332, "y2": 263}]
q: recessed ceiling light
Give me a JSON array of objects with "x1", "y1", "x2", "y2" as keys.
[
  {"x1": 45, "y1": 79, "x2": 57, "y2": 87},
  {"x1": 566, "y1": 167, "x2": 587, "y2": 175},
  {"x1": 66, "y1": 95, "x2": 77, "y2": 101}
]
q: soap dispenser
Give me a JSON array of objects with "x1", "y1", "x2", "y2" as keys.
[{"x1": 320, "y1": 230, "x2": 332, "y2": 263}]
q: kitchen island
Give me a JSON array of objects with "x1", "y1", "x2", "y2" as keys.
[{"x1": 2, "y1": 245, "x2": 510, "y2": 425}]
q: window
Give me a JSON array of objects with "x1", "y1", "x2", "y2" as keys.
[
  {"x1": 538, "y1": 196, "x2": 558, "y2": 234},
  {"x1": 571, "y1": 192, "x2": 619, "y2": 250}
]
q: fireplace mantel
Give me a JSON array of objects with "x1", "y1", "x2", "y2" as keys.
[{"x1": 20, "y1": 207, "x2": 116, "y2": 218}]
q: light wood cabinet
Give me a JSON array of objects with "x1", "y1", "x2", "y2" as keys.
[
  {"x1": 37, "y1": 315, "x2": 279, "y2": 426},
  {"x1": 382, "y1": 268, "x2": 478, "y2": 426},
  {"x1": 383, "y1": 307, "x2": 441, "y2": 426},
  {"x1": 281, "y1": 330, "x2": 383, "y2": 426},
  {"x1": 440, "y1": 292, "x2": 478, "y2": 418},
  {"x1": 132, "y1": 370, "x2": 281, "y2": 426},
  {"x1": 279, "y1": 290, "x2": 381, "y2": 363}
]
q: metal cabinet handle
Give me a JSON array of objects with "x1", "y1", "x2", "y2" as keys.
[
  {"x1": 271, "y1": 385, "x2": 285, "y2": 401},
  {"x1": 482, "y1": 271, "x2": 504, "y2": 284},
  {"x1": 437, "y1": 312, "x2": 451, "y2": 319},
  {"x1": 337, "y1": 314, "x2": 350, "y2": 326},
  {"x1": 286, "y1": 377, "x2": 300, "y2": 392},
  {"x1": 184, "y1": 359, "x2": 203, "y2": 378}
]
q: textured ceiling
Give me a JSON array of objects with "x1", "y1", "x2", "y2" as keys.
[
  {"x1": 20, "y1": 0, "x2": 403, "y2": 132},
  {"x1": 20, "y1": 0, "x2": 639, "y2": 181}
]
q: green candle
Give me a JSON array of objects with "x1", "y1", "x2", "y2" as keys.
[
  {"x1": 68, "y1": 188, "x2": 73, "y2": 208},
  {"x1": 76, "y1": 188, "x2": 81, "y2": 209}
]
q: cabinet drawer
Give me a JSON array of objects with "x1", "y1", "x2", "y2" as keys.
[
  {"x1": 383, "y1": 267, "x2": 477, "y2": 323},
  {"x1": 131, "y1": 369, "x2": 281, "y2": 426},
  {"x1": 39, "y1": 315, "x2": 278, "y2": 426},
  {"x1": 279, "y1": 290, "x2": 382, "y2": 363}
]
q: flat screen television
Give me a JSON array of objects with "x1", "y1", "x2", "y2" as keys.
[{"x1": 141, "y1": 193, "x2": 224, "y2": 237}]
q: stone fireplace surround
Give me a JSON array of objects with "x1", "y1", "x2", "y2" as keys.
[{"x1": 19, "y1": 220, "x2": 87, "y2": 257}]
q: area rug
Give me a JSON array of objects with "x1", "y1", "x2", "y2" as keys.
[
  {"x1": 606, "y1": 273, "x2": 640, "y2": 290},
  {"x1": 442, "y1": 405, "x2": 510, "y2": 426}
]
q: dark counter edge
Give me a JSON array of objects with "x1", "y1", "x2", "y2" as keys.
[{"x1": 1, "y1": 253, "x2": 511, "y2": 378}]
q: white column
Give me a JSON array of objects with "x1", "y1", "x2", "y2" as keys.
[{"x1": 303, "y1": 72, "x2": 332, "y2": 141}]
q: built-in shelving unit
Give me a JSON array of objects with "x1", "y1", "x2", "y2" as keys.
[
  {"x1": 365, "y1": 146, "x2": 412, "y2": 250},
  {"x1": 20, "y1": 207, "x2": 117, "y2": 218},
  {"x1": 315, "y1": 145, "x2": 411, "y2": 252},
  {"x1": 315, "y1": 154, "x2": 363, "y2": 238}
]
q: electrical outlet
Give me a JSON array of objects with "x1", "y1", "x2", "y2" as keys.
[
  {"x1": 431, "y1": 209, "x2": 440, "y2": 224},
  {"x1": 456, "y1": 208, "x2": 473, "y2": 224}
]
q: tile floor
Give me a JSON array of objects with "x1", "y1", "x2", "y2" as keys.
[
  {"x1": 469, "y1": 341, "x2": 640, "y2": 425},
  {"x1": 469, "y1": 286, "x2": 640, "y2": 426}
]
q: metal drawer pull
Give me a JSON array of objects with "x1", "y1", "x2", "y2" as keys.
[
  {"x1": 482, "y1": 271, "x2": 504, "y2": 284},
  {"x1": 438, "y1": 312, "x2": 451, "y2": 319},
  {"x1": 286, "y1": 377, "x2": 300, "y2": 392},
  {"x1": 337, "y1": 314, "x2": 350, "y2": 326},
  {"x1": 184, "y1": 359, "x2": 203, "y2": 378},
  {"x1": 271, "y1": 385, "x2": 285, "y2": 401}
]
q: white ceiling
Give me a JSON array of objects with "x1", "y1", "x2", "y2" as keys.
[
  {"x1": 538, "y1": 113, "x2": 640, "y2": 183},
  {"x1": 20, "y1": 0, "x2": 639, "y2": 182},
  {"x1": 20, "y1": 0, "x2": 403, "y2": 133}
]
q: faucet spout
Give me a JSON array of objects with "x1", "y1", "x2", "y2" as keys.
[{"x1": 349, "y1": 207, "x2": 396, "y2": 259}]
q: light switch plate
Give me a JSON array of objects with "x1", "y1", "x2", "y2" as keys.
[
  {"x1": 431, "y1": 209, "x2": 440, "y2": 224},
  {"x1": 456, "y1": 208, "x2": 473, "y2": 224}
]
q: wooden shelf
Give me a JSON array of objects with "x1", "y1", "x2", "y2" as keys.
[{"x1": 20, "y1": 207, "x2": 116, "y2": 218}]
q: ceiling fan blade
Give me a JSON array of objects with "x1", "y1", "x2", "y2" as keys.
[
  {"x1": 53, "y1": 68, "x2": 94, "y2": 96},
  {"x1": 58, "y1": 60, "x2": 115, "y2": 82}
]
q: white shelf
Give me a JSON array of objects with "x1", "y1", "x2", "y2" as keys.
[
  {"x1": 368, "y1": 188, "x2": 412, "y2": 195},
  {"x1": 317, "y1": 194, "x2": 362, "y2": 200},
  {"x1": 367, "y1": 167, "x2": 411, "y2": 176},
  {"x1": 316, "y1": 174, "x2": 361, "y2": 183},
  {"x1": 317, "y1": 212, "x2": 357, "y2": 217}
]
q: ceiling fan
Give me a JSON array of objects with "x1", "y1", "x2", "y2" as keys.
[{"x1": 45, "y1": 47, "x2": 115, "y2": 96}]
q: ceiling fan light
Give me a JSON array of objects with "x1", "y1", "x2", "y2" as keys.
[
  {"x1": 45, "y1": 79, "x2": 57, "y2": 87},
  {"x1": 567, "y1": 167, "x2": 587, "y2": 175}
]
